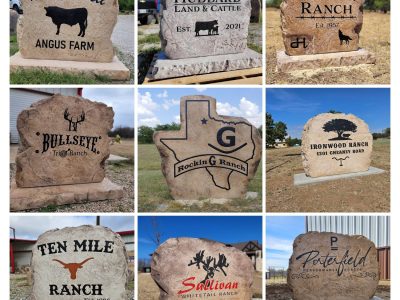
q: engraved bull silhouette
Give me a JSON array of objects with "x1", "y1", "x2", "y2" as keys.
[{"x1": 52, "y1": 257, "x2": 94, "y2": 280}]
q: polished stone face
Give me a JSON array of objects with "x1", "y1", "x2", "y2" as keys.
[
  {"x1": 160, "y1": 0, "x2": 252, "y2": 59},
  {"x1": 301, "y1": 113, "x2": 372, "y2": 177},
  {"x1": 154, "y1": 95, "x2": 262, "y2": 200},
  {"x1": 17, "y1": 0, "x2": 118, "y2": 62},
  {"x1": 288, "y1": 232, "x2": 379, "y2": 300},
  {"x1": 281, "y1": 0, "x2": 364, "y2": 55},
  {"x1": 16, "y1": 94, "x2": 114, "y2": 187},
  {"x1": 31, "y1": 225, "x2": 128, "y2": 300},
  {"x1": 151, "y1": 238, "x2": 254, "y2": 300}
]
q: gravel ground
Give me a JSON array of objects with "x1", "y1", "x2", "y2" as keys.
[
  {"x1": 112, "y1": 14, "x2": 135, "y2": 84},
  {"x1": 10, "y1": 161, "x2": 134, "y2": 212}
]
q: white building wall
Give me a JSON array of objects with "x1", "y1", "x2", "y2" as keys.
[
  {"x1": 306, "y1": 216, "x2": 390, "y2": 248},
  {"x1": 10, "y1": 89, "x2": 79, "y2": 143}
]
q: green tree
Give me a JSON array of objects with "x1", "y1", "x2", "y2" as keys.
[
  {"x1": 138, "y1": 126, "x2": 155, "y2": 144},
  {"x1": 374, "y1": 0, "x2": 390, "y2": 13},
  {"x1": 274, "y1": 121, "x2": 287, "y2": 141},
  {"x1": 155, "y1": 123, "x2": 180, "y2": 131},
  {"x1": 265, "y1": 113, "x2": 275, "y2": 146}
]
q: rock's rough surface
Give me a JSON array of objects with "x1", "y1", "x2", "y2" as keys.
[
  {"x1": 301, "y1": 113, "x2": 372, "y2": 177},
  {"x1": 281, "y1": 0, "x2": 364, "y2": 55},
  {"x1": 288, "y1": 232, "x2": 379, "y2": 300},
  {"x1": 151, "y1": 238, "x2": 254, "y2": 300},
  {"x1": 148, "y1": 49, "x2": 262, "y2": 80},
  {"x1": 16, "y1": 94, "x2": 114, "y2": 187},
  {"x1": 30, "y1": 225, "x2": 128, "y2": 300},
  {"x1": 160, "y1": 0, "x2": 252, "y2": 59},
  {"x1": 154, "y1": 96, "x2": 262, "y2": 200},
  {"x1": 17, "y1": 0, "x2": 118, "y2": 62}
]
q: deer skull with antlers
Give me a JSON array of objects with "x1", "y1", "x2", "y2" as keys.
[
  {"x1": 64, "y1": 108, "x2": 85, "y2": 132},
  {"x1": 52, "y1": 257, "x2": 94, "y2": 280}
]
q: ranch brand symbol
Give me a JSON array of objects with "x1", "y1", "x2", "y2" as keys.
[
  {"x1": 151, "y1": 238, "x2": 254, "y2": 299},
  {"x1": 160, "y1": 0, "x2": 252, "y2": 59},
  {"x1": 288, "y1": 232, "x2": 379, "y2": 300},
  {"x1": 301, "y1": 113, "x2": 372, "y2": 178},
  {"x1": 280, "y1": 0, "x2": 364, "y2": 55},
  {"x1": 17, "y1": 0, "x2": 118, "y2": 62},
  {"x1": 16, "y1": 94, "x2": 114, "y2": 188},
  {"x1": 30, "y1": 225, "x2": 128, "y2": 300},
  {"x1": 154, "y1": 96, "x2": 261, "y2": 200}
]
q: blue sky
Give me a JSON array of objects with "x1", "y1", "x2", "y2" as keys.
[
  {"x1": 138, "y1": 88, "x2": 263, "y2": 128},
  {"x1": 82, "y1": 88, "x2": 134, "y2": 129},
  {"x1": 266, "y1": 216, "x2": 305, "y2": 268},
  {"x1": 10, "y1": 216, "x2": 134, "y2": 240},
  {"x1": 138, "y1": 216, "x2": 262, "y2": 259},
  {"x1": 267, "y1": 88, "x2": 390, "y2": 138}
]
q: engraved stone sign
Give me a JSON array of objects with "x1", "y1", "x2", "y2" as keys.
[
  {"x1": 281, "y1": 0, "x2": 364, "y2": 55},
  {"x1": 16, "y1": 94, "x2": 114, "y2": 187},
  {"x1": 160, "y1": 0, "x2": 251, "y2": 59},
  {"x1": 30, "y1": 225, "x2": 128, "y2": 300},
  {"x1": 17, "y1": 0, "x2": 118, "y2": 62},
  {"x1": 11, "y1": 94, "x2": 123, "y2": 211},
  {"x1": 151, "y1": 238, "x2": 254, "y2": 299},
  {"x1": 288, "y1": 232, "x2": 379, "y2": 300},
  {"x1": 153, "y1": 95, "x2": 262, "y2": 200},
  {"x1": 302, "y1": 113, "x2": 373, "y2": 177}
]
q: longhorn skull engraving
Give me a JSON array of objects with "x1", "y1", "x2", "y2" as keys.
[{"x1": 52, "y1": 257, "x2": 94, "y2": 280}]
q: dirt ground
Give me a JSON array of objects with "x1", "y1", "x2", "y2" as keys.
[
  {"x1": 266, "y1": 283, "x2": 391, "y2": 299},
  {"x1": 266, "y1": 8, "x2": 390, "y2": 84},
  {"x1": 138, "y1": 271, "x2": 263, "y2": 299},
  {"x1": 266, "y1": 139, "x2": 390, "y2": 212}
]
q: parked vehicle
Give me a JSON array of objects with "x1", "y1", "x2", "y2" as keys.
[
  {"x1": 138, "y1": 0, "x2": 159, "y2": 25},
  {"x1": 10, "y1": 0, "x2": 22, "y2": 14}
]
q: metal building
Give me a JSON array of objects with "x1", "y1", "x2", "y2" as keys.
[
  {"x1": 10, "y1": 88, "x2": 81, "y2": 143},
  {"x1": 306, "y1": 216, "x2": 390, "y2": 280}
]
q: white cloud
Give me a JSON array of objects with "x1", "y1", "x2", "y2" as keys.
[
  {"x1": 194, "y1": 87, "x2": 207, "y2": 92},
  {"x1": 162, "y1": 98, "x2": 180, "y2": 110},
  {"x1": 216, "y1": 98, "x2": 262, "y2": 127},
  {"x1": 140, "y1": 117, "x2": 160, "y2": 127},
  {"x1": 138, "y1": 91, "x2": 159, "y2": 117},
  {"x1": 174, "y1": 115, "x2": 181, "y2": 123},
  {"x1": 157, "y1": 90, "x2": 168, "y2": 98},
  {"x1": 266, "y1": 236, "x2": 293, "y2": 252}
]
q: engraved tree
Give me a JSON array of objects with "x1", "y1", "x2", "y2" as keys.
[{"x1": 323, "y1": 119, "x2": 357, "y2": 141}]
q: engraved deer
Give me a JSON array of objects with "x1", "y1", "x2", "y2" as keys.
[
  {"x1": 52, "y1": 257, "x2": 94, "y2": 280},
  {"x1": 64, "y1": 108, "x2": 85, "y2": 131},
  {"x1": 188, "y1": 250, "x2": 229, "y2": 284}
]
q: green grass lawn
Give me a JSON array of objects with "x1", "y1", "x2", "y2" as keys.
[{"x1": 138, "y1": 144, "x2": 262, "y2": 212}]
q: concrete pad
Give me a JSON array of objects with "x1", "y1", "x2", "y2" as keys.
[
  {"x1": 294, "y1": 167, "x2": 385, "y2": 186},
  {"x1": 147, "y1": 48, "x2": 262, "y2": 80},
  {"x1": 10, "y1": 178, "x2": 123, "y2": 211},
  {"x1": 276, "y1": 48, "x2": 376, "y2": 72},
  {"x1": 10, "y1": 52, "x2": 130, "y2": 81},
  {"x1": 107, "y1": 154, "x2": 129, "y2": 162}
]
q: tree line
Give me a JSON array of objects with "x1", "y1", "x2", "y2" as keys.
[
  {"x1": 109, "y1": 126, "x2": 134, "y2": 138},
  {"x1": 138, "y1": 123, "x2": 180, "y2": 144},
  {"x1": 266, "y1": 0, "x2": 390, "y2": 12}
]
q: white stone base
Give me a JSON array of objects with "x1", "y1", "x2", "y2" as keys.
[
  {"x1": 276, "y1": 48, "x2": 376, "y2": 72},
  {"x1": 10, "y1": 52, "x2": 130, "y2": 81},
  {"x1": 294, "y1": 167, "x2": 385, "y2": 186},
  {"x1": 10, "y1": 178, "x2": 123, "y2": 211},
  {"x1": 147, "y1": 48, "x2": 262, "y2": 80}
]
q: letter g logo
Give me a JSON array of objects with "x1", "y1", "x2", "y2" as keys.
[{"x1": 217, "y1": 127, "x2": 236, "y2": 147}]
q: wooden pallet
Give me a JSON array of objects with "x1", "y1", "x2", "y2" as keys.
[{"x1": 143, "y1": 67, "x2": 262, "y2": 85}]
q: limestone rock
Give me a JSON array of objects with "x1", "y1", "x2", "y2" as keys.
[
  {"x1": 30, "y1": 225, "x2": 128, "y2": 300},
  {"x1": 17, "y1": 0, "x2": 118, "y2": 62},
  {"x1": 16, "y1": 94, "x2": 114, "y2": 187},
  {"x1": 288, "y1": 232, "x2": 379, "y2": 300},
  {"x1": 154, "y1": 95, "x2": 262, "y2": 200},
  {"x1": 160, "y1": 0, "x2": 252, "y2": 59},
  {"x1": 281, "y1": 0, "x2": 364, "y2": 55},
  {"x1": 301, "y1": 113, "x2": 372, "y2": 177},
  {"x1": 151, "y1": 238, "x2": 254, "y2": 299}
]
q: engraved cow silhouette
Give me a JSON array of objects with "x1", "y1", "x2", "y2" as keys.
[
  {"x1": 52, "y1": 257, "x2": 94, "y2": 280},
  {"x1": 45, "y1": 6, "x2": 88, "y2": 37}
]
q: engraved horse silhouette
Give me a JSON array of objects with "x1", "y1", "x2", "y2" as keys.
[{"x1": 52, "y1": 257, "x2": 94, "y2": 280}]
